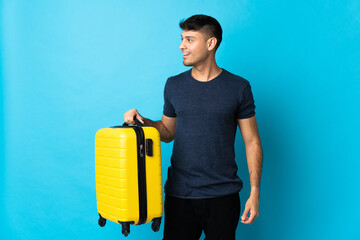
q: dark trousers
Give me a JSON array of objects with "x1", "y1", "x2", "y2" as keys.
[{"x1": 163, "y1": 193, "x2": 241, "y2": 240}]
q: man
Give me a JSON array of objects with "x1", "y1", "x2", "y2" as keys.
[{"x1": 124, "y1": 14, "x2": 263, "y2": 240}]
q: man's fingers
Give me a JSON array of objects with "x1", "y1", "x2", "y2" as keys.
[
  {"x1": 247, "y1": 211, "x2": 257, "y2": 224},
  {"x1": 241, "y1": 210, "x2": 258, "y2": 224},
  {"x1": 124, "y1": 109, "x2": 143, "y2": 125},
  {"x1": 241, "y1": 207, "x2": 250, "y2": 222},
  {"x1": 125, "y1": 116, "x2": 134, "y2": 124}
]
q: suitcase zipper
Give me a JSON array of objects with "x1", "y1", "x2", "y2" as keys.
[
  {"x1": 110, "y1": 124, "x2": 148, "y2": 225},
  {"x1": 139, "y1": 144, "x2": 144, "y2": 158},
  {"x1": 132, "y1": 126, "x2": 148, "y2": 225}
]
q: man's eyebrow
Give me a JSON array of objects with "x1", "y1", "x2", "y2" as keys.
[{"x1": 181, "y1": 35, "x2": 196, "y2": 39}]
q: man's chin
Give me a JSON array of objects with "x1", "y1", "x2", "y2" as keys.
[{"x1": 182, "y1": 60, "x2": 193, "y2": 66}]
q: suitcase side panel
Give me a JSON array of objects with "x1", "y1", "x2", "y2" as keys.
[
  {"x1": 95, "y1": 128, "x2": 140, "y2": 224},
  {"x1": 142, "y1": 127, "x2": 163, "y2": 223}
]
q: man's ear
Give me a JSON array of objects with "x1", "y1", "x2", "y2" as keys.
[{"x1": 207, "y1": 37, "x2": 218, "y2": 51}]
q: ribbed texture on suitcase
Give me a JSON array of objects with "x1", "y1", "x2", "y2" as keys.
[{"x1": 95, "y1": 127, "x2": 162, "y2": 225}]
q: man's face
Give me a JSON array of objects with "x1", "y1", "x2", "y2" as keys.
[{"x1": 179, "y1": 30, "x2": 210, "y2": 66}]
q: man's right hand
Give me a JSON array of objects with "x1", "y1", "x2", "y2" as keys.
[{"x1": 124, "y1": 108, "x2": 145, "y2": 125}]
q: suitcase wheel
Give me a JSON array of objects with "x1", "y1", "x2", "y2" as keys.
[
  {"x1": 151, "y1": 218, "x2": 162, "y2": 232},
  {"x1": 118, "y1": 221, "x2": 134, "y2": 237},
  {"x1": 121, "y1": 222, "x2": 130, "y2": 237},
  {"x1": 98, "y1": 214, "x2": 106, "y2": 227},
  {"x1": 123, "y1": 229, "x2": 129, "y2": 237}
]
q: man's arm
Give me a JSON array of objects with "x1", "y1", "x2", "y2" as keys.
[
  {"x1": 124, "y1": 109, "x2": 177, "y2": 143},
  {"x1": 237, "y1": 115, "x2": 263, "y2": 224},
  {"x1": 143, "y1": 115, "x2": 177, "y2": 143}
]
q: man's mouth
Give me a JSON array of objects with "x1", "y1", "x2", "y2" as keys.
[{"x1": 183, "y1": 53, "x2": 190, "y2": 57}]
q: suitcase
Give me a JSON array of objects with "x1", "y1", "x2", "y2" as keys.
[{"x1": 95, "y1": 120, "x2": 163, "y2": 237}]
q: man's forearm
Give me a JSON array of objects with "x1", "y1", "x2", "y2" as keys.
[
  {"x1": 143, "y1": 118, "x2": 173, "y2": 143},
  {"x1": 245, "y1": 140, "x2": 263, "y2": 199}
]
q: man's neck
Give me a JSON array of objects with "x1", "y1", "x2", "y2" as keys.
[{"x1": 191, "y1": 60, "x2": 222, "y2": 82}]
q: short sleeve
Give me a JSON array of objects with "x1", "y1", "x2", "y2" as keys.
[
  {"x1": 236, "y1": 83, "x2": 256, "y2": 119},
  {"x1": 163, "y1": 78, "x2": 177, "y2": 117}
]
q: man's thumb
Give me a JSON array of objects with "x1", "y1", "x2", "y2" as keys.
[
  {"x1": 241, "y1": 207, "x2": 250, "y2": 220},
  {"x1": 137, "y1": 115, "x2": 145, "y2": 124}
]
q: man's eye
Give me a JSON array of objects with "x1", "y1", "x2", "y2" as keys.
[{"x1": 188, "y1": 39, "x2": 192, "y2": 42}]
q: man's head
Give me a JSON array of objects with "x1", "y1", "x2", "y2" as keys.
[
  {"x1": 180, "y1": 15, "x2": 222, "y2": 50},
  {"x1": 179, "y1": 15, "x2": 223, "y2": 66}
]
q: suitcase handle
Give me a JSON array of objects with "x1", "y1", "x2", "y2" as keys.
[
  {"x1": 121, "y1": 119, "x2": 144, "y2": 127},
  {"x1": 111, "y1": 119, "x2": 143, "y2": 128}
]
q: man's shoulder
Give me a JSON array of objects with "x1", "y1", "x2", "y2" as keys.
[
  {"x1": 165, "y1": 69, "x2": 190, "y2": 88},
  {"x1": 168, "y1": 69, "x2": 190, "y2": 81},
  {"x1": 220, "y1": 69, "x2": 251, "y2": 94},
  {"x1": 222, "y1": 69, "x2": 250, "y2": 85}
]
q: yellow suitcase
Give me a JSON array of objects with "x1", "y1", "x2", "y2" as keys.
[{"x1": 95, "y1": 120, "x2": 162, "y2": 237}]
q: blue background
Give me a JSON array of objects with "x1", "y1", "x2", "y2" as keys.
[{"x1": 1, "y1": 0, "x2": 359, "y2": 239}]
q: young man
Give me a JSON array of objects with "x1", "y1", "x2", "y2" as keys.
[{"x1": 124, "y1": 14, "x2": 263, "y2": 240}]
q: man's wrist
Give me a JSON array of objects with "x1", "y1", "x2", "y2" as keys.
[
  {"x1": 250, "y1": 187, "x2": 260, "y2": 199},
  {"x1": 143, "y1": 118, "x2": 153, "y2": 126}
]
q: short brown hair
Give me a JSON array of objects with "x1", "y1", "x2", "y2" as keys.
[{"x1": 179, "y1": 14, "x2": 223, "y2": 50}]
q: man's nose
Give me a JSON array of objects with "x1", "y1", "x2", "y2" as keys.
[{"x1": 179, "y1": 41, "x2": 185, "y2": 50}]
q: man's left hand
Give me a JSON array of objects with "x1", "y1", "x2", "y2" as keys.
[{"x1": 240, "y1": 196, "x2": 259, "y2": 224}]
